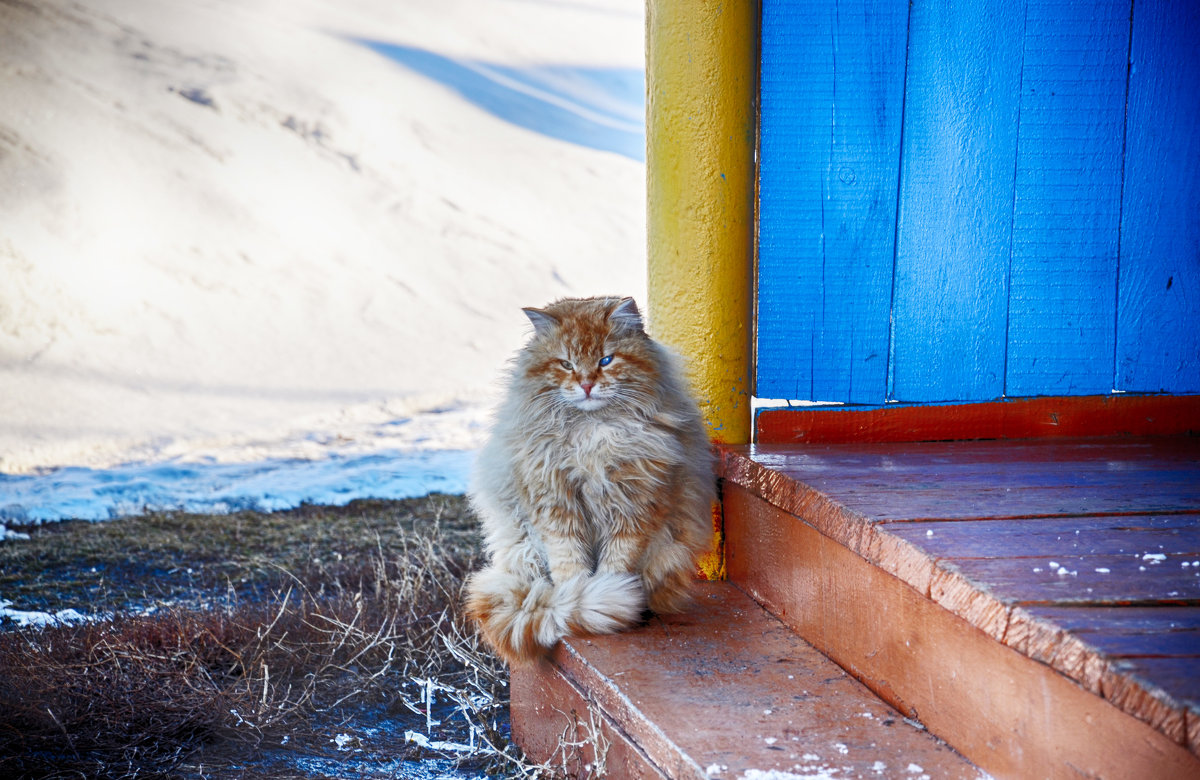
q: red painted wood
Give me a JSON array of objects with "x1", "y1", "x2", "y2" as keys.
[
  {"x1": 717, "y1": 437, "x2": 1200, "y2": 761},
  {"x1": 941, "y1": 553, "x2": 1200, "y2": 605},
  {"x1": 1078, "y1": 629, "x2": 1200, "y2": 658},
  {"x1": 1109, "y1": 658, "x2": 1200, "y2": 707},
  {"x1": 886, "y1": 515, "x2": 1200, "y2": 558},
  {"x1": 743, "y1": 436, "x2": 1200, "y2": 470},
  {"x1": 756, "y1": 393, "x2": 1200, "y2": 443},
  {"x1": 512, "y1": 583, "x2": 982, "y2": 778},
  {"x1": 1020, "y1": 604, "x2": 1200, "y2": 634},
  {"x1": 724, "y1": 484, "x2": 1200, "y2": 777},
  {"x1": 726, "y1": 437, "x2": 1200, "y2": 523}
]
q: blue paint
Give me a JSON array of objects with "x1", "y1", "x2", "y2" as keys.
[
  {"x1": 1005, "y1": 0, "x2": 1128, "y2": 397},
  {"x1": 1116, "y1": 0, "x2": 1200, "y2": 393},
  {"x1": 890, "y1": 0, "x2": 1025, "y2": 403},
  {"x1": 756, "y1": 0, "x2": 907, "y2": 403},
  {"x1": 355, "y1": 40, "x2": 645, "y2": 161},
  {"x1": 756, "y1": 0, "x2": 1198, "y2": 403}
]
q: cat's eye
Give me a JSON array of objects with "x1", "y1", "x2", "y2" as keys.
[
  {"x1": 559, "y1": 360, "x2": 574, "y2": 370},
  {"x1": 598, "y1": 355, "x2": 614, "y2": 367}
]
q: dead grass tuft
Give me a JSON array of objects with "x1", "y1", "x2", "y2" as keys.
[{"x1": 0, "y1": 496, "x2": 549, "y2": 778}]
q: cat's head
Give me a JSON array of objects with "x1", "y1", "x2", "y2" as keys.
[{"x1": 518, "y1": 296, "x2": 656, "y2": 412}]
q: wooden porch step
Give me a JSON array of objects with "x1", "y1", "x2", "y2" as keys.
[
  {"x1": 719, "y1": 436, "x2": 1200, "y2": 779},
  {"x1": 512, "y1": 582, "x2": 985, "y2": 779}
]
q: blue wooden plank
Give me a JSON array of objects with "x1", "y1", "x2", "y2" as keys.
[
  {"x1": 1116, "y1": 0, "x2": 1200, "y2": 393},
  {"x1": 1005, "y1": 0, "x2": 1129, "y2": 397},
  {"x1": 890, "y1": 0, "x2": 1027, "y2": 403},
  {"x1": 756, "y1": 0, "x2": 907, "y2": 403}
]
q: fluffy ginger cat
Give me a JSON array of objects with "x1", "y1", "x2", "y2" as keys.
[{"x1": 466, "y1": 296, "x2": 715, "y2": 665}]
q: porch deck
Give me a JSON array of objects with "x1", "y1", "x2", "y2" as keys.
[
  {"x1": 721, "y1": 435, "x2": 1199, "y2": 776},
  {"x1": 511, "y1": 434, "x2": 1200, "y2": 778}
]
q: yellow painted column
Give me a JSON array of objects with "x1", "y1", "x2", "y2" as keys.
[
  {"x1": 646, "y1": 0, "x2": 757, "y2": 580},
  {"x1": 645, "y1": 0, "x2": 756, "y2": 447}
]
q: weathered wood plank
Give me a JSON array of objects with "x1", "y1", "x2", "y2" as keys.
[
  {"x1": 511, "y1": 662, "x2": 667, "y2": 779},
  {"x1": 717, "y1": 437, "x2": 1200, "y2": 550},
  {"x1": 514, "y1": 583, "x2": 982, "y2": 779},
  {"x1": 755, "y1": 394, "x2": 1200, "y2": 444},
  {"x1": 1002, "y1": 604, "x2": 1199, "y2": 743},
  {"x1": 890, "y1": 0, "x2": 1024, "y2": 402},
  {"x1": 744, "y1": 436, "x2": 1200, "y2": 471},
  {"x1": 756, "y1": 0, "x2": 906, "y2": 403},
  {"x1": 724, "y1": 484, "x2": 1200, "y2": 775},
  {"x1": 1076, "y1": 629, "x2": 1200, "y2": 658},
  {"x1": 886, "y1": 515, "x2": 1200, "y2": 558},
  {"x1": 759, "y1": 474, "x2": 1200, "y2": 522},
  {"x1": 1116, "y1": 0, "x2": 1200, "y2": 393},
  {"x1": 940, "y1": 553, "x2": 1200, "y2": 605},
  {"x1": 1020, "y1": 604, "x2": 1200, "y2": 634},
  {"x1": 1005, "y1": 0, "x2": 1128, "y2": 396},
  {"x1": 1007, "y1": 606, "x2": 1200, "y2": 691},
  {"x1": 720, "y1": 440, "x2": 1200, "y2": 763},
  {"x1": 734, "y1": 437, "x2": 1200, "y2": 523},
  {"x1": 1103, "y1": 657, "x2": 1200, "y2": 744}
]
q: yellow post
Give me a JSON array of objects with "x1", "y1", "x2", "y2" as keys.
[
  {"x1": 645, "y1": 0, "x2": 756, "y2": 446},
  {"x1": 646, "y1": 0, "x2": 757, "y2": 579}
]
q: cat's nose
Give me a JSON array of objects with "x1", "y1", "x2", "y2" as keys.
[{"x1": 580, "y1": 383, "x2": 595, "y2": 397}]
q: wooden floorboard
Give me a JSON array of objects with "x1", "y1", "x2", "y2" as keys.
[
  {"x1": 717, "y1": 436, "x2": 1200, "y2": 768},
  {"x1": 755, "y1": 395, "x2": 1200, "y2": 444},
  {"x1": 884, "y1": 514, "x2": 1200, "y2": 557},
  {"x1": 511, "y1": 582, "x2": 982, "y2": 779}
]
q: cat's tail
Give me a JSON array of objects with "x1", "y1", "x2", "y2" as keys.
[{"x1": 464, "y1": 567, "x2": 645, "y2": 666}]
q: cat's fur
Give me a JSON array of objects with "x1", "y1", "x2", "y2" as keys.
[{"x1": 465, "y1": 296, "x2": 715, "y2": 665}]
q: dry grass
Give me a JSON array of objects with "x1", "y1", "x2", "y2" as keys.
[{"x1": 0, "y1": 496, "x2": 551, "y2": 779}]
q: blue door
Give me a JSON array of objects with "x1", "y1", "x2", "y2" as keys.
[{"x1": 756, "y1": 0, "x2": 1200, "y2": 405}]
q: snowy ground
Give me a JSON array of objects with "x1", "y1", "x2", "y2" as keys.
[{"x1": 0, "y1": 0, "x2": 647, "y2": 523}]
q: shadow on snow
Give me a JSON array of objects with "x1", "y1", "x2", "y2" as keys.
[{"x1": 355, "y1": 39, "x2": 645, "y2": 162}]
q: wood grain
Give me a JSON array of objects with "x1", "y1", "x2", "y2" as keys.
[
  {"x1": 756, "y1": 0, "x2": 906, "y2": 403},
  {"x1": 513, "y1": 583, "x2": 982, "y2": 778},
  {"x1": 755, "y1": 393, "x2": 1200, "y2": 444},
  {"x1": 1117, "y1": 0, "x2": 1200, "y2": 393},
  {"x1": 755, "y1": 0, "x2": 1199, "y2": 404},
  {"x1": 886, "y1": 515, "x2": 1200, "y2": 558},
  {"x1": 1005, "y1": 0, "x2": 1128, "y2": 396},
  {"x1": 717, "y1": 437, "x2": 1200, "y2": 762},
  {"x1": 889, "y1": 0, "x2": 1024, "y2": 402},
  {"x1": 724, "y1": 484, "x2": 1200, "y2": 777}
]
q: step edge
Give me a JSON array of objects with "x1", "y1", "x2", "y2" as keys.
[{"x1": 717, "y1": 444, "x2": 1200, "y2": 755}]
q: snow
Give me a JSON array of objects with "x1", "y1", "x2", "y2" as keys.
[
  {"x1": 403, "y1": 731, "x2": 475, "y2": 755},
  {"x1": 739, "y1": 770, "x2": 841, "y2": 780},
  {"x1": 0, "y1": 0, "x2": 646, "y2": 523},
  {"x1": 0, "y1": 598, "x2": 94, "y2": 628}
]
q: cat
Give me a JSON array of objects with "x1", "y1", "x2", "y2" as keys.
[{"x1": 465, "y1": 296, "x2": 715, "y2": 666}]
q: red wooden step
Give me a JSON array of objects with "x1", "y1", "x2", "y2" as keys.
[
  {"x1": 511, "y1": 582, "x2": 984, "y2": 779},
  {"x1": 719, "y1": 436, "x2": 1200, "y2": 779}
]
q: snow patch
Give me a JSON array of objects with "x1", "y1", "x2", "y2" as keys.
[
  {"x1": 404, "y1": 730, "x2": 475, "y2": 754},
  {"x1": 740, "y1": 769, "x2": 840, "y2": 780},
  {"x1": 0, "y1": 0, "x2": 646, "y2": 515},
  {"x1": 0, "y1": 598, "x2": 95, "y2": 628}
]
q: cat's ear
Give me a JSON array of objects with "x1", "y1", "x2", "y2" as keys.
[
  {"x1": 609, "y1": 297, "x2": 644, "y2": 333},
  {"x1": 522, "y1": 307, "x2": 559, "y2": 337}
]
